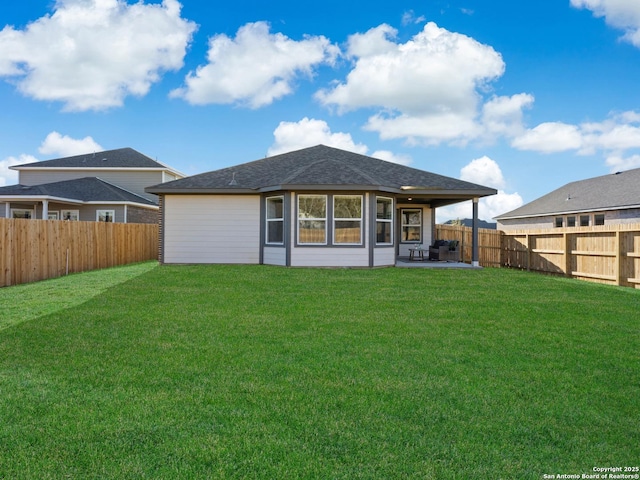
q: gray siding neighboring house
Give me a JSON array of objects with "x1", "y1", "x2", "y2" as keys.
[
  {"x1": 146, "y1": 145, "x2": 497, "y2": 267},
  {"x1": 495, "y1": 168, "x2": 640, "y2": 231},
  {"x1": 0, "y1": 148, "x2": 183, "y2": 224}
]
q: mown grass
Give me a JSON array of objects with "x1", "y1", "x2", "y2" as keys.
[{"x1": 0, "y1": 264, "x2": 638, "y2": 479}]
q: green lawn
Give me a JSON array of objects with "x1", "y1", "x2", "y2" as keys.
[{"x1": 0, "y1": 263, "x2": 638, "y2": 479}]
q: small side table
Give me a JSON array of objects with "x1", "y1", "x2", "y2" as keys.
[{"x1": 409, "y1": 247, "x2": 425, "y2": 261}]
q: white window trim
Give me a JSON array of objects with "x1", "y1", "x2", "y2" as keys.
[
  {"x1": 376, "y1": 196, "x2": 394, "y2": 245},
  {"x1": 11, "y1": 208, "x2": 35, "y2": 219},
  {"x1": 265, "y1": 196, "x2": 284, "y2": 245},
  {"x1": 401, "y1": 208, "x2": 422, "y2": 243},
  {"x1": 48, "y1": 211, "x2": 60, "y2": 220},
  {"x1": 96, "y1": 210, "x2": 115, "y2": 222},
  {"x1": 297, "y1": 194, "x2": 327, "y2": 245},
  {"x1": 333, "y1": 195, "x2": 363, "y2": 245},
  {"x1": 61, "y1": 209, "x2": 80, "y2": 221}
]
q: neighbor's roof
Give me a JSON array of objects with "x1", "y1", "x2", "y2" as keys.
[
  {"x1": 11, "y1": 147, "x2": 183, "y2": 176},
  {"x1": 496, "y1": 167, "x2": 640, "y2": 220},
  {"x1": 146, "y1": 145, "x2": 496, "y2": 197},
  {"x1": 0, "y1": 177, "x2": 157, "y2": 206}
]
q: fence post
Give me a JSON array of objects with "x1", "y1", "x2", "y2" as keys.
[
  {"x1": 616, "y1": 230, "x2": 623, "y2": 287},
  {"x1": 564, "y1": 232, "x2": 571, "y2": 277}
]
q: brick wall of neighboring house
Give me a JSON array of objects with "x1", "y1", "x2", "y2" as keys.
[{"x1": 128, "y1": 206, "x2": 159, "y2": 224}]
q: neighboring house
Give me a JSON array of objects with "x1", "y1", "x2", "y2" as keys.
[
  {"x1": 444, "y1": 218, "x2": 497, "y2": 229},
  {"x1": 0, "y1": 148, "x2": 183, "y2": 223},
  {"x1": 495, "y1": 168, "x2": 640, "y2": 231},
  {"x1": 146, "y1": 145, "x2": 496, "y2": 267}
]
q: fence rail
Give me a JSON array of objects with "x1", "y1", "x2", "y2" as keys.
[
  {"x1": 1, "y1": 218, "x2": 158, "y2": 287},
  {"x1": 435, "y1": 223, "x2": 640, "y2": 289}
]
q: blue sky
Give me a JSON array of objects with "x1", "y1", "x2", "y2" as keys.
[{"x1": 2, "y1": 0, "x2": 640, "y2": 222}]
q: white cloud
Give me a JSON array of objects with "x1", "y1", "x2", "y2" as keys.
[
  {"x1": 370, "y1": 150, "x2": 413, "y2": 166},
  {"x1": 511, "y1": 122, "x2": 583, "y2": 153},
  {"x1": 0, "y1": 154, "x2": 38, "y2": 186},
  {"x1": 39, "y1": 132, "x2": 103, "y2": 157},
  {"x1": 401, "y1": 10, "x2": 426, "y2": 26},
  {"x1": 268, "y1": 117, "x2": 413, "y2": 165},
  {"x1": 171, "y1": 22, "x2": 339, "y2": 108},
  {"x1": 437, "y1": 156, "x2": 522, "y2": 223},
  {"x1": 571, "y1": 0, "x2": 640, "y2": 47},
  {"x1": 605, "y1": 154, "x2": 640, "y2": 172},
  {"x1": 460, "y1": 156, "x2": 505, "y2": 190},
  {"x1": 481, "y1": 93, "x2": 535, "y2": 138},
  {"x1": 268, "y1": 118, "x2": 367, "y2": 156},
  {"x1": 512, "y1": 111, "x2": 640, "y2": 168},
  {"x1": 436, "y1": 191, "x2": 523, "y2": 224},
  {"x1": 0, "y1": 0, "x2": 196, "y2": 111},
  {"x1": 316, "y1": 22, "x2": 524, "y2": 146}
]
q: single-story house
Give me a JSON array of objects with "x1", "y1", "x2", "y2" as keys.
[
  {"x1": 146, "y1": 145, "x2": 496, "y2": 267},
  {"x1": 0, "y1": 147, "x2": 184, "y2": 223},
  {"x1": 495, "y1": 167, "x2": 640, "y2": 231}
]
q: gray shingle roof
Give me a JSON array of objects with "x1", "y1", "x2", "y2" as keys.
[
  {"x1": 0, "y1": 177, "x2": 157, "y2": 205},
  {"x1": 12, "y1": 147, "x2": 171, "y2": 170},
  {"x1": 496, "y1": 167, "x2": 640, "y2": 219},
  {"x1": 146, "y1": 145, "x2": 496, "y2": 196}
]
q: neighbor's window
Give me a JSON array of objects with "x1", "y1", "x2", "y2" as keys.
[
  {"x1": 376, "y1": 197, "x2": 393, "y2": 245},
  {"x1": 580, "y1": 215, "x2": 590, "y2": 227},
  {"x1": 555, "y1": 217, "x2": 563, "y2": 228},
  {"x1": 594, "y1": 214, "x2": 605, "y2": 226},
  {"x1": 266, "y1": 196, "x2": 284, "y2": 245},
  {"x1": 333, "y1": 195, "x2": 363, "y2": 245},
  {"x1": 401, "y1": 209, "x2": 422, "y2": 243},
  {"x1": 97, "y1": 210, "x2": 115, "y2": 222},
  {"x1": 61, "y1": 210, "x2": 79, "y2": 221},
  {"x1": 48, "y1": 211, "x2": 59, "y2": 220},
  {"x1": 298, "y1": 195, "x2": 327, "y2": 244},
  {"x1": 11, "y1": 209, "x2": 34, "y2": 219},
  {"x1": 567, "y1": 216, "x2": 576, "y2": 227}
]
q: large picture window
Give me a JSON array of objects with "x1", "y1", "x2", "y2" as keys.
[
  {"x1": 376, "y1": 197, "x2": 393, "y2": 244},
  {"x1": 298, "y1": 195, "x2": 327, "y2": 244},
  {"x1": 266, "y1": 196, "x2": 284, "y2": 244},
  {"x1": 333, "y1": 195, "x2": 363, "y2": 244},
  {"x1": 401, "y1": 209, "x2": 422, "y2": 243}
]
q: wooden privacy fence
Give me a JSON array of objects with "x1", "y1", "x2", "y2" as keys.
[
  {"x1": 435, "y1": 224, "x2": 503, "y2": 267},
  {"x1": 501, "y1": 224, "x2": 640, "y2": 288},
  {"x1": 1, "y1": 218, "x2": 158, "y2": 287},
  {"x1": 435, "y1": 223, "x2": 640, "y2": 288}
]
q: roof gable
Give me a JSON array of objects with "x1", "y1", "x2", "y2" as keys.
[
  {"x1": 146, "y1": 145, "x2": 496, "y2": 195},
  {"x1": 496, "y1": 168, "x2": 640, "y2": 219}
]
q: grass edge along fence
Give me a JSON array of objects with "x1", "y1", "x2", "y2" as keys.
[
  {"x1": 1, "y1": 218, "x2": 158, "y2": 287},
  {"x1": 436, "y1": 223, "x2": 640, "y2": 289}
]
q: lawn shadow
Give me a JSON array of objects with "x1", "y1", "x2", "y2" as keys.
[{"x1": 0, "y1": 261, "x2": 158, "y2": 331}]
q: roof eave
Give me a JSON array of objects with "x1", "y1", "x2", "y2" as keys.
[
  {"x1": 0, "y1": 194, "x2": 84, "y2": 205},
  {"x1": 496, "y1": 203, "x2": 640, "y2": 220},
  {"x1": 145, "y1": 187, "x2": 258, "y2": 195}
]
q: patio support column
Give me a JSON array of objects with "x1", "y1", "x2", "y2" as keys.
[
  {"x1": 472, "y1": 197, "x2": 479, "y2": 267},
  {"x1": 5, "y1": 202, "x2": 9, "y2": 218},
  {"x1": 42, "y1": 200, "x2": 49, "y2": 220}
]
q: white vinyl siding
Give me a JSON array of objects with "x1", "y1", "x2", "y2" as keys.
[
  {"x1": 291, "y1": 247, "x2": 370, "y2": 267},
  {"x1": 163, "y1": 195, "x2": 260, "y2": 264},
  {"x1": 263, "y1": 246, "x2": 287, "y2": 266},
  {"x1": 374, "y1": 248, "x2": 396, "y2": 267}
]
